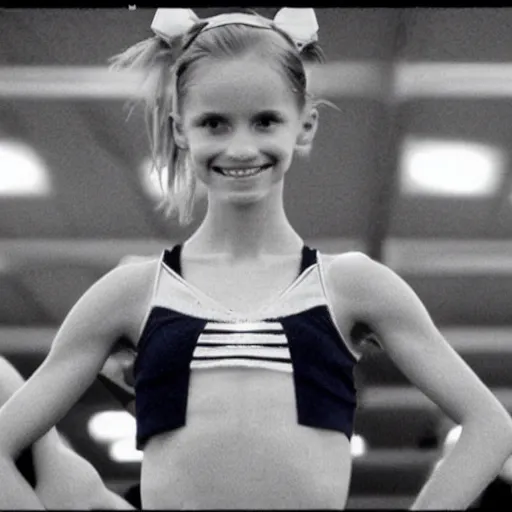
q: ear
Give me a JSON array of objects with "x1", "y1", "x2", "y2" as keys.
[
  {"x1": 170, "y1": 114, "x2": 188, "y2": 150},
  {"x1": 295, "y1": 107, "x2": 319, "y2": 153}
]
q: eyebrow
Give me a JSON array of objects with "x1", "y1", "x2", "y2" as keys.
[
  {"x1": 193, "y1": 111, "x2": 225, "y2": 119},
  {"x1": 190, "y1": 112, "x2": 226, "y2": 125},
  {"x1": 191, "y1": 109, "x2": 287, "y2": 123},
  {"x1": 254, "y1": 109, "x2": 287, "y2": 119}
]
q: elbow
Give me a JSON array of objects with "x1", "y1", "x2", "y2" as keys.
[
  {"x1": 465, "y1": 409, "x2": 512, "y2": 456},
  {"x1": 501, "y1": 416, "x2": 512, "y2": 455},
  {"x1": 494, "y1": 410, "x2": 512, "y2": 450}
]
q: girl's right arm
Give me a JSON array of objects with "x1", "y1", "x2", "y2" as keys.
[{"x1": 0, "y1": 259, "x2": 155, "y2": 508}]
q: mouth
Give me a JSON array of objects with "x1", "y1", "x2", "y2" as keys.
[{"x1": 212, "y1": 164, "x2": 273, "y2": 178}]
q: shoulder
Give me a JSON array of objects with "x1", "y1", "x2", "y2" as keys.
[
  {"x1": 323, "y1": 250, "x2": 373, "y2": 269},
  {"x1": 322, "y1": 250, "x2": 381, "y2": 297},
  {"x1": 75, "y1": 256, "x2": 160, "y2": 321},
  {"x1": 322, "y1": 250, "x2": 415, "y2": 320},
  {"x1": 109, "y1": 255, "x2": 161, "y2": 304},
  {"x1": 99, "y1": 255, "x2": 161, "y2": 297},
  {"x1": 114, "y1": 255, "x2": 161, "y2": 319},
  {"x1": 55, "y1": 256, "x2": 161, "y2": 348}
]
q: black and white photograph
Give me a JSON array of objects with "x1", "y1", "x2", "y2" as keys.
[{"x1": 0, "y1": 7, "x2": 512, "y2": 509}]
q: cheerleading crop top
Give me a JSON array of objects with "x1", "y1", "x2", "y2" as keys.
[{"x1": 134, "y1": 245, "x2": 361, "y2": 450}]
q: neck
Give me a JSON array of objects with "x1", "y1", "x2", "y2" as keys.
[{"x1": 186, "y1": 188, "x2": 302, "y2": 259}]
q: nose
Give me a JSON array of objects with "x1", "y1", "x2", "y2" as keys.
[{"x1": 223, "y1": 128, "x2": 259, "y2": 162}]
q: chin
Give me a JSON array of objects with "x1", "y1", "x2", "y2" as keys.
[{"x1": 215, "y1": 189, "x2": 271, "y2": 206}]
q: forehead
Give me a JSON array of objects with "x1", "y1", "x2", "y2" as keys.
[{"x1": 181, "y1": 58, "x2": 299, "y2": 117}]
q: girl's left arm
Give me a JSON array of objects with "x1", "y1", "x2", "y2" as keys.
[{"x1": 332, "y1": 252, "x2": 512, "y2": 510}]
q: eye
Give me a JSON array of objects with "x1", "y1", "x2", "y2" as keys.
[
  {"x1": 254, "y1": 112, "x2": 283, "y2": 131},
  {"x1": 199, "y1": 115, "x2": 229, "y2": 134}
]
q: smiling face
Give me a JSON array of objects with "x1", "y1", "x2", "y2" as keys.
[{"x1": 174, "y1": 55, "x2": 316, "y2": 204}]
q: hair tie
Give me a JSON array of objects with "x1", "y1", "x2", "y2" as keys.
[{"x1": 150, "y1": 8, "x2": 319, "y2": 52}]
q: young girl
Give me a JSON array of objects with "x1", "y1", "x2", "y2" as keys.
[{"x1": 0, "y1": 8, "x2": 511, "y2": 509}]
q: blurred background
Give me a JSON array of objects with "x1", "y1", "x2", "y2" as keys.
[{"x1": 1, "y1": 7, "x2": 512, "y2": 509}]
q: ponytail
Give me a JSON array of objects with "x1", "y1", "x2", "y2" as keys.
[{"x1": 110, "y1": 32, "x2": 199, "y2": 225}]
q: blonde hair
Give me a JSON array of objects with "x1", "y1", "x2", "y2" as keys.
[{"x1": 110, "y1": 12, "x2": 325, "y2": 225}]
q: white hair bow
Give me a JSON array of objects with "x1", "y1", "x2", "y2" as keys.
[
  {"x1": 273, "y1": 8, "x2": 318, "y2": 49},
  {"x1": 151, "y1": 8, "x2": 199, "y2": 42},
  {"x1": 151, "y1": 8, "x2": 318, "y2": 50}
]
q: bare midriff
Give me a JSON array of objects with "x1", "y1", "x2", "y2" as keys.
[{"x1": 140, "y1": 367, "x2": 352, "y2": 509}]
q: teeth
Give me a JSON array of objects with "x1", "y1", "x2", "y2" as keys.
[{"x1": 218, "y1": 166, "x2": 268, "y2": 178}]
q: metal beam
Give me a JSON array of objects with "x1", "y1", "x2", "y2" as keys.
[
  {"x1": 364, "y1": 9, "x2": 409, "y2": 261},
  {"x1": 0, "y1": 238, "x2": 361, "y2": 268},
  {"x1": 0, "y1": 237, "x2": 511, "y2": 273},
  {"x1": 362, "y1": 386, "x2": 512, "y2": 410},
  {"x1": 384, "y1": 238, "x2": 512, "y2": 274},
  {"x1": 4, "y1": 62, "x2": 512, "y2": 99}
]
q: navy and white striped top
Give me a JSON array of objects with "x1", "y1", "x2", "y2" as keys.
[
  {"x1": 134, "y1": 245, "x2": 360, "y2": 449},
  {"x1": 192, "y1": 320, "x2": 292, "y2": 373}
]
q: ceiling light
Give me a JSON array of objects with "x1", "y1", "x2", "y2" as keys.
[
  {"x1": 443, "y1": 425, "x2": 462, "y2": 450},
  {"x1": 87, "y1": 410, "x2": 136, "y2": 442},
  {"x1": 139, "y1": 156, "x2": 207, "y2": 203},
  {"x1": 0, "y1": 139, "x2": 51, "y2": 196},
  {"x1": 400, "y1": 138, "x2": 504, "y2": 197},
  {"x1": 350, "y1": 433, "x2": 367, "y2": 458},
  {"x1": 139, "y1": 156, "x2": 168, "y2": 201},
  {"x1": 109, "y1": 437, "x2": 143, "y2": 463}
]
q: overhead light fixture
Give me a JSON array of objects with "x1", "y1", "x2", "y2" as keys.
[
  {"x1": 6, "y1": 62, "x2": 512, "y2": 100},
  {"x1": 139, "y1": 156, "x2": 207, "y2": 204},
  {"x1": 0, "y1": 139, "x2": 51, "y2": 196},
  {"x1": 350, "y1": 433, "x2": 367, "y2": 458},
  {"x1": 88, "y1": 410, "x2": 142, "y2": 463},
  {"x1": 87, "y1": 410, "x2": 136, "y2": 442},
  {"x1": 138, "y1": 156, "x2": 168, "y2": 202},
  {"x1": 109, "y1": 437, "x2": 143, "y2": 463},
  {"x1": 443, "y1": 424, "x2": 462, "y2": 451},
  {"x1": 400, "y1": 138, "x2": 504, "y2": 197}
]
